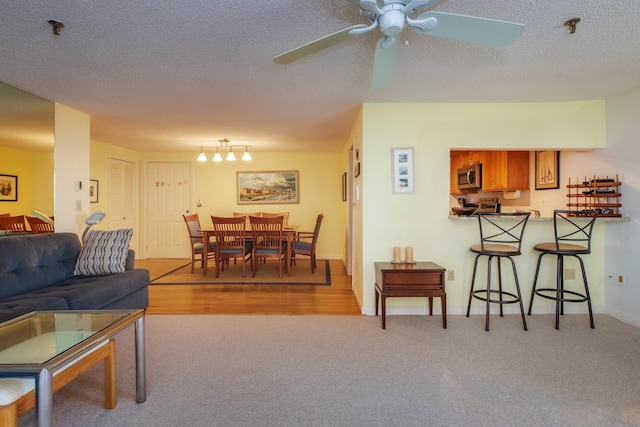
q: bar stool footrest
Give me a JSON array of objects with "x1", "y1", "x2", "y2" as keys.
[
  {"x1": 533, "y1": 288, "x2": 588, "y2": 304},
  {"x1": 472, "y1": 289, "x2": 522, "y2": 305}
]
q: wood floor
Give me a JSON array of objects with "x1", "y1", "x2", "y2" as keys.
[{"x1": 136, "y1": 258, "x2": 361, "y2": 315}]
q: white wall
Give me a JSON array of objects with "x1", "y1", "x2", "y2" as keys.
[
  {"x1": 357, "y1": 101, "x2": 607, "y2": 316},
  {"x1": 600, "y1": 87, "x2": 640, "y2": 326}
]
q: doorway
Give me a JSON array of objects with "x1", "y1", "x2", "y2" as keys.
[
  {"x1": 144, "y1": 161, "x2": 192, "y2": 258},
  {"x1": 109, "y1": 158, "x2": 138, "y2": 252}
]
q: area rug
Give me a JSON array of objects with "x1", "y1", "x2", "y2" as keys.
[{"x1": 150, "y1": 259, "x2": 331, "y2": 285}]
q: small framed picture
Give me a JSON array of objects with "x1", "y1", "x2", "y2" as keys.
[
  {"x1": 391, "y1": 147, "x2": 415, "y2": 194},
  {"x1": 0, "y1": 174, "x2": 18, "y2": 201},
  {"x1": 89, "y1": 179, "x2": 99, "y2": 203},
  {"x1": 535, "y1": 151, "x2": 560, "y2": 190}
]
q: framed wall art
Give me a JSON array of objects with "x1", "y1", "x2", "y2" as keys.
[
  {"x1": 0, "y1": 174, "x2": 17, "y2": 201},
  {"x1": 391, "y1": 147, "x2": 415, "y2": 194},
  {"x1": 237, "y1": 171, "x2": 299, "y2": 205},
  {"x1": 535, "y1": 150, "x2": 560, "y2": 190},
  {"x1": 341, "y1": 172, "x2": 347, "y2": 202},
  {"x1": 89, "y1": 179, "x2": 99, "y2": 203}
]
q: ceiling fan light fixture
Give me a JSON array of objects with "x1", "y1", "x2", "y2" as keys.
[{"x1": 379, "y1": 8, "x2": 405, "y2": 36}]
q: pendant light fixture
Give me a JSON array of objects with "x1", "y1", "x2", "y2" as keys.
[{"x1": 195, "y1": 138, "x2": 252, "y2": 162}]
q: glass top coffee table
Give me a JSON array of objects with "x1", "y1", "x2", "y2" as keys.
[{"x1": 0, "y1": 310, "x2": 146, "y2": 427}]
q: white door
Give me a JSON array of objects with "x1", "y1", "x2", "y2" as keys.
[
  {"x1": 109, "y1": 158, "x2": 138, "y2": 251},
  {"x1": 145, "y1": 162, "x2": 192, "y2": 258}
]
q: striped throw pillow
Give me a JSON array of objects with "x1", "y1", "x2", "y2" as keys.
[{"x1": 73, "y1": 229, "x2": 133, "y2": 276}]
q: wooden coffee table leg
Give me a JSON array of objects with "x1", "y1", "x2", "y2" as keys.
[{"x1": 105, "y1": 339, "x2": 116, "y2": 409}]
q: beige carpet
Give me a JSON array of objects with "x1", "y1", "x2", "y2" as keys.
[
  {"x1": 150, "y1": 259, "x2": 331, "y2": 285},
  {"x1": 17, "y1": 314, "x2": 640, "y2": 427}
]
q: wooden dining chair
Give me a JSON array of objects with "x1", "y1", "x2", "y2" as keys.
[
  {"x1": 233, "y1": 211, "x2": 261, "y2": 229},
  {"x1": 0, "y1": 215, "x2": 27, "y2": 232},
  {"x1": 182, "y1": 214, "x2": 216, "y2": 273},
  {"x1": 211, "y1": 216, "x2": 252, "y2": 278},
  {"x1": 261, "y1": 211, "x2": 289, "y2": 227},
  {"x1": 291, "y1": 213, "x2": 324, "y2": 273},
  {"x1": 249, "y1": 215, "x2": 286, "y2": 278},
  {"x1": 26, "y1": 216, "x2": 55, "y2": 233}
]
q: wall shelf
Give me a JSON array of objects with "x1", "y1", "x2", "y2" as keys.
[{"x1": 566, "y1": 175, "x2": 622, "y2": 217}]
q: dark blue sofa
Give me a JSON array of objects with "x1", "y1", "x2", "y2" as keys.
[{"x1": 0, "y1": 232, "x2": 149, "y2": 323}]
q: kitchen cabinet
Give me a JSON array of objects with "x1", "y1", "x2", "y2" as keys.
[
  {"x1": 482, "y1": 151, "x2": 529, "y2": 191},
  {"x1": 450, "y1": 153, "x2": 464, "y2": 194},
  {"x1": 458, "y1": 151, "x2": 483, "y2": 167}
]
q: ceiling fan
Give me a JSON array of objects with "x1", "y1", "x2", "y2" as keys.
[{"x1": 273, "y1": 0, "x2": 525, "y2": 89}]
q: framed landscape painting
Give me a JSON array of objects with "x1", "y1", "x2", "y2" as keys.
[
  {"x1": 0, "y1": 174, "x2": 17, "y2": 201},
  {"x1": 237, "y1": 171, "x2": 299, "y2": 205}
]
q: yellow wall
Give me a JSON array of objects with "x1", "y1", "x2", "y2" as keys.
[
  {"x1": 0, "y1": 146, "x2": 53, "y2": 217},
  {"x1": 358, "y1": 101, "x2": 606, "y2": 315},
  {"x1": 90, "y1": 143, "x2": 347, "y2": 259}
]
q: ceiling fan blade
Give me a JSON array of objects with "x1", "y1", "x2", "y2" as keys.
[
  {"x1": 412, "y1": 11, "x2": 524, "y2": 48},
  {"x1": 273, "y1": 25, "x2": 367, "y2": 64},
  {"x1": 371, "y1": 36, "x2": 399, "y2": 90},
  {"x1": 403, "y1": 0, "x2": 436, "y2": 14}
]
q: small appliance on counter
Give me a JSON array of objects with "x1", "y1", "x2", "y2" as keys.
[
  {"x1": 451, "y1": 197, "x2": 478, "y2": 216},
  {"x1": 476, "y1": 198, "x2": 501, "y2": 214},
  {"x1": 452, "y1": 197, "x2": 500, "y2": 216}
]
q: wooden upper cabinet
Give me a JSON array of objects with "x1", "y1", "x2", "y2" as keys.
[
  {"x1": 450, "y1": 153, "x2": 464, "y2": 194},
  {"x1": 459, "y1": 151, "x2": 483, "y2": 167},
  {"x1": 482, "y1": 151, "x2": 529, "y2": 191}
]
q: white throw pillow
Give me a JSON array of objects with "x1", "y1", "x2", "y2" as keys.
[{"x1": 73, "y1": 229, "x2": 133, "y2": 276}]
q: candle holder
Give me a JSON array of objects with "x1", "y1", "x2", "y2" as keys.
[
  {"x1": 405, "y1": 247, "x2": 417, "y2": 265},
  {"x1": 391, "y1": 246, "x2": 403, "y2": 264}
]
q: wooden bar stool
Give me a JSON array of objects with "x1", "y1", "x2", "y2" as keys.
[
  {"x1": 527, "y1": 210, "x2": 597, "y2": 330},
  {"x1": 466, "y1": 212, "x2": 530, "y2": 331}
]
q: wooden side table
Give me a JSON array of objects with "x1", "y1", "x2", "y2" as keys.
[{"x1": 375, "y1": 262, "x2": 447, "y2": 329}]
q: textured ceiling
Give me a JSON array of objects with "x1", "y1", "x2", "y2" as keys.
[{"x1": 1, "y1": 0, "x2": 639, "y2": 153}]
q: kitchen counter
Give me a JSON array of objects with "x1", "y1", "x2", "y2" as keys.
[{"x1": 448, "y1": 215, "x2": 630, "y2": 222}]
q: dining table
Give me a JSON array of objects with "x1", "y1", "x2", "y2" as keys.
[{"x1": 199, "y1": 225, "x2": 299, "y2": 277}]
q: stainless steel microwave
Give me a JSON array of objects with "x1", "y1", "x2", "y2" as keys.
[{"x1": 457, "y1": 164, "x2": 482, "y2": 190}]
